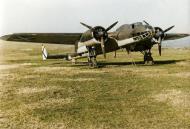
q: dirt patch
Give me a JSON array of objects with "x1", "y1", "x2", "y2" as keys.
[
  {"x1": 0, "y1": 63, "x2": 37, "y2": 70},
  {"x1": 142, "y1": 71, "x2": 190, "y2": 78},
  {"x1": 21, "y1": 48, "x2": 33, "y2": 51},
  {"x1": 51, "y1": 77, "x2": 97, "y2": 82},
  {"x1": 153, "y1": 89, "x2": 190, "y2": 109},
  {"x1": 0, "y1": 112, "x2": 8, "y2": 127},
  {"x1": 23, "y1": 74, "x2": 41, "y2": 79},
  {"x1": 79, "y1": 70, "x2": 106, "y2": 74},
  {"x1": 0, "y1": 64, "x2": 20, "y2": 70},
  {"x1": 176, "y1": 61, "x2": 189, "y2": 66},
  {"x1": 64, "y1": 78, "x2": 96, "y2": 82},
  {"x1": 24, "y1": 98, "x2": 73, "y2": 110},
  {"x1": 138, "y1": 69, "x2": 168, "y2": 78},
  {"x1": 0, "y1": 73, "x2": 14, "y2": 79},
  {"x1": 18, "y1": 86, "x2": 57, "y2": 94},
  {"x1": 21, "y1": 63, "x2": 37, "y2": 66},
  {"x1": 171, "y1": 72, "x2": 190, "y2": 78},
  {"x1": 34, "y1": 66, "x2": 77, "y2": 72},
  {"x1": 142, "y1": 73, "x2": 164, "y2": 78},
  {"x1": 34, "y1": 66, "x2": 104, "y2": 75}
]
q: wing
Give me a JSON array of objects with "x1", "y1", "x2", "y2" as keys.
[
  {"x1": 164, "y1": 33, "x2": 190, "y2": 41},
  {"x1": 1, "y1": 33, "x2": 82, "y2": 45}
]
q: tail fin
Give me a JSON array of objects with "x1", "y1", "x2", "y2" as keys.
[{"x1": 42, "y1": 44, "x2": 48, "y2": 60}]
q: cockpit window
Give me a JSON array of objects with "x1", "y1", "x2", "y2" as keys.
[{"x1": 134, "y1": 22, "x2": 143, "y2": 25}]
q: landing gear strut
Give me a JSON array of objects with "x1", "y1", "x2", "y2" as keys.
[
  {"x1": 87, "y1": 47, "x2": 98, "y2": 68},
  {"x1": 143, "y1": 50, "x2": 154, "y2": 65}
]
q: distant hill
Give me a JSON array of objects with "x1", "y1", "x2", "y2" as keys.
[{"x1": 163, "y1": 36, "x2": 190, "y2": 48}]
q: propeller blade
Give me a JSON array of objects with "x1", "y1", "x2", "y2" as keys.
[
  {"x1": 158, "y1": 44, "x2": 161, "y2": 56},
  {"x1": 158, "y1": 37, "x2": 162, "y2": 56},
  {"x1": 80, "y1": 22, "x2": 93, "y2": 30},
  {"x1": 106, "y1": 21, "x2": 118, "y2": 31},
  {"x1": 143, "y1": 20, "x2": 150, "y2": 25},
  {"x1": 100, "y1": 37, "x2": 106, "y2": 58},
  {"x1": 164, "y1": 25, "x2": 175, "y2": 33}
]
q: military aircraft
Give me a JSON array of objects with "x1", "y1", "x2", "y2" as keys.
[{"x1": 1, "y1": 21, "x2": 189, "y2": 67}]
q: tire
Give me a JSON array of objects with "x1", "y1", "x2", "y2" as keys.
[{"x1": 91, "y1": 57, "x2": 98, "y2": 68}]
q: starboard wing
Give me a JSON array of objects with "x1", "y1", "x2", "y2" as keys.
[
  {"x1": 164, "y1": 33, "x2": 190, "y2": 41},
  {"x1": 1, "y1": 33, "x2": 82, "y2": 45}
]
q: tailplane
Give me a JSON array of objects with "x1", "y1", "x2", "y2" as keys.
[{"x1": 41, "y1": 44, "x2": 77, "y2": 61}]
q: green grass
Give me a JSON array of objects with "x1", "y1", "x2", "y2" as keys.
[{"x1": 0, "y1": 40, "x2": 190, "y2": 129}]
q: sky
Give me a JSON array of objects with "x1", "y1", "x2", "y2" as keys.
[{"x1": 0, "y1": 0, "x2": 189, "y2": 36}]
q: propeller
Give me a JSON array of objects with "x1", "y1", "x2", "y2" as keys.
[
  {"x1": 164, "y1": 25, "x2": 175, "y2": 33},
  {"x1": 143, "y1": 20, "x2": 175, "y2": 56},
  {"x1": 101, "y1": 37, "x2": 106, "y2": 58},
  {"x1": 80, "y1": 21, "x2": 118, "y2": 58},
  {"x1": 143, "y1": 20, "x2": 150, "y2": 26},
  {"x1": 158, "y1": 36, "x2": 162, "y2": 56},
  {"x1": 80, "y1": 22, "x2": 93, "y2": 30},
  {"x1": 154, "y1": 26, "x2": 175, "y2": 56}
]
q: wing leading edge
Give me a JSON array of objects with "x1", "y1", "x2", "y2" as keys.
[
  {"x1": 164, "y1": 33, "x2": 190, "y2": 40},
  {"x1": 1, "y1": 33, "x2": 82, "y2": 45}
]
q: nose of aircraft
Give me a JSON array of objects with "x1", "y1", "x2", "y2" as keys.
[{"x1": 80, "y1": 21, "x2": 118, "y2": 59}]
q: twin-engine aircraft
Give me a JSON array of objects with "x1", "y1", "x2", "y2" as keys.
[{"x1": 2, "y1": 21, "x2": 189, "y2": 67}]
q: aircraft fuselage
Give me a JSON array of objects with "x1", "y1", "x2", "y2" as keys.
[{"x1": 77, "y1": 22, "x2": 155, "y2": 56}]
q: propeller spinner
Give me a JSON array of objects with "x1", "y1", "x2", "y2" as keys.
[{"x1": 80, "y1": 21, "x2": 118, "y2": 58}]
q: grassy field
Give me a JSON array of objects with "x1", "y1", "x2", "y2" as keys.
[{"x1": 0, "y1": 40, "x2": 190, "y2": 129}]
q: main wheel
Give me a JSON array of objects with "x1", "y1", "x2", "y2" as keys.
[
  {"x1": 144, "y1": 53, "x2": 154, "y2": 65},
  {"x1": 88, "y1": 58, "x2": 93, "y2": 67},
  {"x1": 91, "y1": 57, "x2": 98, "y2": 68}
]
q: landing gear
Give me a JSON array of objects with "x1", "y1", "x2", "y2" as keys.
[
  {"x1": 88, "y1": 57, "x2": 97, "y2": 67},
  {"x1": 87, "y1": 47, "x2": 98, "y2": 68},
  {"x1": 143, "y1": 50, "x2": 154, "y2": 65}
]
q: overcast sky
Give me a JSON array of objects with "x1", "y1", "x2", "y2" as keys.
[{"x1": 0, "y1": 0, "x2": 189, "y2": 36}]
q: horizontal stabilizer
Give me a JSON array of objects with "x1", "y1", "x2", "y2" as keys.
[
  {"x1": 41, "y1": 44, "x2": 72, "y2": 60},
  {"x1": 46, "y1": 54, "x2": 70, "y2": 60}
]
